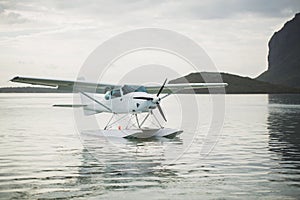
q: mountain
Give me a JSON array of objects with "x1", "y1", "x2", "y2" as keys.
[
  {"x1": 257, "y1": 13, "x2": 300, "y2": 88},
  {"x1": 169, "y1": 72, "x2": 300, "y2": 94}
]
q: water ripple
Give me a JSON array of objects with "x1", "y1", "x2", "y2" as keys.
[{"x1": 0, "y1": 94, "x2": 300, "y2": 199}]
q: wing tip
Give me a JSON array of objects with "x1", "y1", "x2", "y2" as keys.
[{"x1": 10, "y1": 76, "x2": 20, "y2": 82}]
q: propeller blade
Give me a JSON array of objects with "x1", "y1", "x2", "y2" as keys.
[
  {"x1": 133, "y1": 97, "x2": 153, "y2": 101},
  {"x1": 157, "y1": 104, "x2": 167, "y2": 122},
  {"x1": 157, "y1": 78, "x2": 167, "y2": 97}
]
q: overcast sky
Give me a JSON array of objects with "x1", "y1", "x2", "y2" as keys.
[{"x1": 1, "y1": 0, "x2": 300, "y2": 87}]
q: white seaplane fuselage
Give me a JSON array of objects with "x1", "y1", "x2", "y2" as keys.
[
  {"x1": 113, "y1": 92, "x2": 157, "y2": 113},
  {"x1": 93, "y1": 92, "x2": 157, "y2": 114},
  {"x1": 84, "y1": 86, "x2": 160, "y2": 114}
]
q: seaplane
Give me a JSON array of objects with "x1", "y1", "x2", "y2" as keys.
[{"x1": 11, "y1": 76, "x2": 227, "y2": 139}]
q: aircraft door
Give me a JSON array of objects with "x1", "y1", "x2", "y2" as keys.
[{"x1": 111, "y1": 89, "x2": 126, "y2": 113}]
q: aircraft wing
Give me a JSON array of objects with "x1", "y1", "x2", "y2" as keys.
[
  {"x1": 10, "y1": 76, "x2": 120, "y2": 93},
  {"x1": 11, "y1": 76, "x2": 227, "y2": 94},
  {"x1": 145, "y1": 83, "x2": 228, "y2": 94}
]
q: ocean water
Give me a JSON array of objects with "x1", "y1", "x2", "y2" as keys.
[{"x1": 0, "y1": 94, "x2": 299, "y2": 199}]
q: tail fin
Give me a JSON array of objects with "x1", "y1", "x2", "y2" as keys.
[
  {"x1": 53, "y1": 93, "x2": 106, "y2": 116},
  {"x1": 79, "y1": 92, "x2": 103, "y2": 116}
]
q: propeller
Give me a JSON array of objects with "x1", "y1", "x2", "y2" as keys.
[
  {"x1": 155, "y1": 78, "x2": 167, "y2": 122},
  {"x1": 157, "y1": 104, "x2": 167, "y2": 122},
  {"x1": 157, "y1": 78, "x2": 167, "y2": 97}
]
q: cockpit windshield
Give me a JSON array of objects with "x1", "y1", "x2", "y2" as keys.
[
  {"x1": 135, "y1": 86, "x2": 147, "y2": 93},
  {"x1": 122, "y1": 85, "x2": 147, "y2": 95},
  {"x1": 104, "y1": 91, "x2": 110, "y2": 100}
]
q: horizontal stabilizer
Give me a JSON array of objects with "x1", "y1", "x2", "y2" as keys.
[{"x1": 53, "y1": 104, "x2": 87, "y2": 108}]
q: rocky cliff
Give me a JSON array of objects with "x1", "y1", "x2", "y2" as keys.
[{"x1": 257, "y1": 13, "x2": 300, "y2": 88}]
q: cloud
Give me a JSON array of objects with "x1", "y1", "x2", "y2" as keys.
[
  {"x1": 157, "y1": 0, "x2": 300, "y2": 20},
  {"x1": 0, "y1": 0, "x2": 300, "y2": 87},
  {"x1": 1, "y1": 0, "x2": 300, "y2": 28},
  {"x1": 0, "y1": 9, "x2": 28, "y2": 24}
]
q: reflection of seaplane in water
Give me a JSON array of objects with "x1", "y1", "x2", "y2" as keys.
[{"x1": 11, "y1": 76, "x2": 227, "y2": 139}]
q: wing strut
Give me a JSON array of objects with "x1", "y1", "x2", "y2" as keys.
[{"x1": 79, "y1": 91, "x2": 112, "y2": 112}]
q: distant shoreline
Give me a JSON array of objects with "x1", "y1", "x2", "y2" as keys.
[
  {"x1": 2, "y1": 72, "x2": 300, "y2": 94},
  {"x1": 1, "y1": 86, "x2": 299, "y2": 94}
]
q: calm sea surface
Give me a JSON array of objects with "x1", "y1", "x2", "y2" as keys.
[{"x1": 0, "y1": 94, "x2": 300, "y2": 199}]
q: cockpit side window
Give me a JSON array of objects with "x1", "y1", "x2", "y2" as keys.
[{"x1": 111, "y1": 89, "x2": 121, "y2": 98}]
